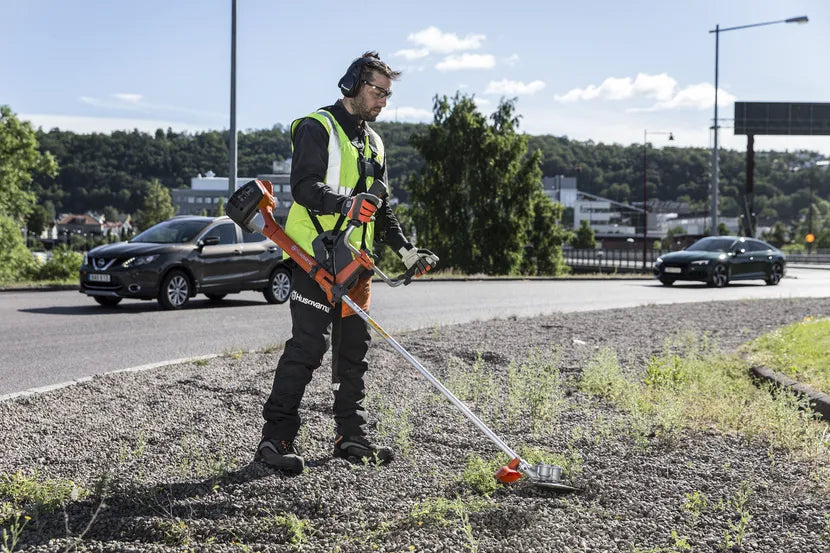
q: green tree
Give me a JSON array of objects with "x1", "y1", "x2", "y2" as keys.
[
  {"x1": 0, "y1": 106, "x2": 58, "y2": 219},
  {"x1": 134, "y1": 179, "x2": 175, "y2": 231},
  {"x1": 26, "y1": 204, "x2": 51, "y2": 237},
  {"x1": 407, "y1": 94, "x2": 554, "y2": 275},
  {"x1": 661, "y1": 225, "x2": 686, "y2": 250},
  {"x1": 520, "y1": 194, "x2": 572, "y2": 275},
  {"x1": 0, "y1": 215, "x2": 37, "y2": 282},
  {"x1": 215, "y1": 196, "x2": 225, "y2": 217},
  {"x1": 570, "y1": 219, "x2": 597, "y2": 249}
]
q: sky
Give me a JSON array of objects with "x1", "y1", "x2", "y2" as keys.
[{"x1": 3, "y1": 0, "x2": 830, "y2": 158}]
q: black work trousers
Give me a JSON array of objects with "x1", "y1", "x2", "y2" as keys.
[{"x1": 262, "y1": 267, "x2": 371, "y2": 442}]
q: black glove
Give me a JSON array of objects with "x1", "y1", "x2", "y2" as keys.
[
  {"x1": 341, "y1": 193, "x2": 381, "y2": 224},
  {"x1": 399, "y1": 245, "x2": 439, "y2": 277}
]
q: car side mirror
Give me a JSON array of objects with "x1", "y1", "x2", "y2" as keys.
[{"x1": 198, "y1": 236, "x2": 220, "y2": 250}]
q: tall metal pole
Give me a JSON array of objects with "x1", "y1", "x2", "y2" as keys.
[
  {"x1": 709, "y1": 16, "x2": 808, "y2": 237},
  {"x1": 711, "y1": 25, "x2": 719, "y2": 235},
  {"x1": 228, "y1": 0, "x2": 238, "y2": 197},
  {"x1": 642, "y1": 130, "x2": 648, "y2": 271}
]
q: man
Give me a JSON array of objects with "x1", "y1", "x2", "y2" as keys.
[{"x1": 255, "y1": 52, "x2": 439, "y2": 473}]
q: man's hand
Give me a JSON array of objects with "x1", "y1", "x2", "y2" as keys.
[
  {"x1": 399, "y1": 245, "x2": 439, "y2": 277},
  {"x1": 341, "y1": 193, "x2": 381, "y2": 224}
]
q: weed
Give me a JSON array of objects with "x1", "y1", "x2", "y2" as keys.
[
  {"x1": 506, "y1": 349, "x2": 565, "y2": 435},
  {"x1": 376, "y1": 399, "x2": 414, "y2": 460},
  {"x1": 684, "y1": 490, "x2": 707, "y2": 525},
  {"x1": 267, "y1": 513, "x2": 313, "y2": 546},
  {"x1": 174, "y1": 435, "x2": 236, "y2": 479},
  {"x1": 721, "y1": 481, "x2": 753, "y2": 550},
  {"x1": 458, "y1": 455, "x2": 502, "y2": 497},
  {"x1": 154, "y1": 517, "x2": 192, "y2": 546},
  {"x1": 0, "y1": 470, "x2": 88, "y2": 524},
  {"x1": 410, "y1": 495, "x2": 491, "y2": 527},
  {"x1": 821, "y1": 513, "x2": 830, "y2": 544},
  {"x1": 1, "y1": 513, "x2": 29, "y2": 553}
]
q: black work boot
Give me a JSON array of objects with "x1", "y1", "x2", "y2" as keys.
[
  {"x1": 333, "y1": 435, "x2": 394, "y2": 465},
  {"x1": 255, "y1": 438, "x2": 304, "y2": 474}
]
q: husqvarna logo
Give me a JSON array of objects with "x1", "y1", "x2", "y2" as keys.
[{"x1": 290, "y1": 290, "x2": 331, "y2": 313}]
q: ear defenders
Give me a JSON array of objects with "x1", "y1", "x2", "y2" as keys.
[{"x1": 338, "y1": 56, "x2": 379, "y2": 98}]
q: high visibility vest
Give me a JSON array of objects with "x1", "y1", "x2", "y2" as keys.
[{"x1": 284, "y1": 109, "x2": 385, "y2": 258}]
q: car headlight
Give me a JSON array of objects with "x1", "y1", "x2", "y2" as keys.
[
  {"x1": 122, "y1": 254, "x2": 160, "y2": 268},
  {"x1": 690, "y1": 259, "x2": 709, "y2": 266},
  {"x1": 83, "y1": 252, "x2": 88, "y2": 265},
  {"x1": 655, "y1": 257, "x2": 663, "y2": 266}
]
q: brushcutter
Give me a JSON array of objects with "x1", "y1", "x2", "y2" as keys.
[{"x1": 227, "y1": 179, "x2": 577, "y2": 492}]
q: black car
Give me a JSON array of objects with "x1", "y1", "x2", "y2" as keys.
[
  {"x1": 653, "y1": 236, "x2": 786, "y2": 287},
  {"x1": 80, "y1": 215, "x2": 292, "y2": 309}
]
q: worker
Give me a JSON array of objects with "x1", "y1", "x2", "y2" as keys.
[{"x1": 255, "y1": 51, "x2": 439, "y2": 473}]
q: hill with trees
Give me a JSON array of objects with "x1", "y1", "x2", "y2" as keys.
[{"x1": 29, "y1": 115, "x2": 829, "y2": 246}]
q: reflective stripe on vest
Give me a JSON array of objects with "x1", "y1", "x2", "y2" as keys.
[{"x1": 285, "y1": 109, "x2": 385, "y2": 258}]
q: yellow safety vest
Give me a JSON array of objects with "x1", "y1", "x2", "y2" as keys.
[{"x1": 284, "y1": 109, "x2": 385, "y2": 258}]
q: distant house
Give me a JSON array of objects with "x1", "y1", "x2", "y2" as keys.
[
  {"x1": 56, "y1": 213, "x2": 105, "y2": 237},
  {"x1": 103, "y1": 216, "x2": 133, "y2": 239}
]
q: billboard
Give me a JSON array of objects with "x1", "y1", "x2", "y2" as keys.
[{"x1": 734, "y1": 102, "x2": 830, "y2": 135}]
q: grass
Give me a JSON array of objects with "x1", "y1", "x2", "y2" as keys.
[
  {"x1": 579, "y1": 332, "x2": 830, "y2": 472},
  {"x1": 742, "y1": 315, "x2": 830, "y2": 395}
]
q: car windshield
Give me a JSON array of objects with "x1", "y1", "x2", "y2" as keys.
[
  {"x1": 131, "y1": 219, "x2": 211, "y2": 244},
  {"x1": 685, "y1": 237, "x2": 737, "y2": 253}
]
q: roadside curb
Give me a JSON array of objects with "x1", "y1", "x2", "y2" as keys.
[
  {"x1": 0, "y1": 284, "x2": 79, "y2": 292},
  {"x1": 749, "y1": 365, "x2": 830, "y2": 422},
  {"x1": 0, "y1": 354, "x2": 219, "y2": 404}
]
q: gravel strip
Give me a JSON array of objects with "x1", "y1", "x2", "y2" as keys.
[{"x1": 1, "y1": 297, "x2": 829, "y2": 552}]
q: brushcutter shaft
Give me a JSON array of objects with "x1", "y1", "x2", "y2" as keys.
[{"x1": 340, "y1": 294, "x2": 524, "y2": 463}]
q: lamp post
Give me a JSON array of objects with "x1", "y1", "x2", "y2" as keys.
[
  {"x1": 643, "y1": 130, "x2": 673, "y2": 271},
  {"x1": 709, "y1": 15, "x2": 808, "y2": 235}
]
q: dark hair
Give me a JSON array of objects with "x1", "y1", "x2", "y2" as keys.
[{"x1": 357, "y1": 51, "x2": 401, "y2": 82}]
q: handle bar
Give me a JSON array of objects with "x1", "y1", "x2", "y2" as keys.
[{"x1": 343, "y1": 224, "x2": 417, "y2": 287}]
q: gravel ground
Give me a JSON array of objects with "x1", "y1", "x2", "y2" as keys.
[{"x1": 1, "y1": 297, "x2": 829, "y2": 552}]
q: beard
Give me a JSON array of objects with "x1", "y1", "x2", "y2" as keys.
[{"x1": 354, "y1": 96, "x2": 381, "y2": 122}]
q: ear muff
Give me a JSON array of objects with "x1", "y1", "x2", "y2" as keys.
[{"x1": 337, "y1": 56, "x2": 378, "y2": 98}]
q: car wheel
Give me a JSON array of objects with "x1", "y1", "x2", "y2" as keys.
[
  {"x1": 158, "y1": 269, "x2": 191, "y2": 310},
  {"x1": 708, "y1": 263, "x2": 729, "y2": 288},
  {"x1": 765, "y1": 262, "x2": 783, "y2": 285},
  {"x1": 94, "y1": 296, "x2": 122, "y2": 307},
  {"x1": 659, "y1": 278, "x2": 674, "y2": 286},
  {"x1": 264, "y1": 266, "x2": 292, "y2": 304},
  {"x1": 205, "y1": 293, "x2": 227, "y2": 301}
]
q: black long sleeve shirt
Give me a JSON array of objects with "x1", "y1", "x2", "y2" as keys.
[{"x1": 290, "y1": 100, "x2": 410, "y2": 252}]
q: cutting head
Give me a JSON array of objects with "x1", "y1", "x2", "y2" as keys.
[{"x1": 495, "y1": 459, "x2": 579, "y2": 491}]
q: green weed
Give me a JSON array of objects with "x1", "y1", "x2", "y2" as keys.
[
  {"x1": 266, "y1": 513, "x2": 313, "y2": 546},
  {"x1": 684, "y1": 490, "x2": 707, "y2": 525},
  {"x1": 506, "y1": 349, "x2": 566, "y2": 435},
  {"x1": 0, "y1": 470, "x2": 88, "y2": 524}
]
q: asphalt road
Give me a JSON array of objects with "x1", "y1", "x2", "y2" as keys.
[{"x1": 2, "y1": 268, "x2": 829, "y2": 397}]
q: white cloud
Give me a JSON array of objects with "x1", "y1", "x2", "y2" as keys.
[
  {"x1": 638, "y1": 83, "x2": 736, "y2": 111},
  {"x1": 436, "y1": 53, "x2": 495, "y2": 72},
  {"x1": 485, "y1": 79, "x2": 546, "y2": 95},
  {"x1": 555, "y1": 73, "x2": 678, "y2": 103},
  {"x1": 503, "y1": 54, "x2": 520, "y2": 66},
  {"x1": 114, "y1": 93, "x2": 143, "y2": 103},
  {"x1": 21, "y1": 113, "x2": 217, "y2": 134},
  {"x1": 407, "y1": 26, "x2": 485, "y2": 53},
  {"x1": 392, "y1": 48, "x2": 429, "y2": 60}
]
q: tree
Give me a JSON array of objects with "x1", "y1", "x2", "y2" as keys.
[
  {"x1": 215, "y1": 197, "x2": 225, "y2": 217},
  {"x1": 661, "y1": 225, "x2": 686, "y2": 250},
  {"x1": 0, "y1": 215, "x2": 37, "y2": 282},
  {"x1": 407, "y1": 94, "x2": 561, "y2": 275},
  {"x1": 570, "y1": 219, "x2": 597, "y2": 249},
  {"x1": 520, "y1": 194, "x2": 572, "y2": 275},
  {"x1": 134, "y1": 179, "x2": 175, "y2": 231},
  {"x1": 0, "y1": 105, "x2": 58, "y2": 219}
]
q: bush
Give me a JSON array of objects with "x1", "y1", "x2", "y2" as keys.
[
  {"x1": 0, "y1": 215, "x2": 37, "y2": 282},
  {"x1": 35, "y1": 245, "x2": 82, "y2": 280}
]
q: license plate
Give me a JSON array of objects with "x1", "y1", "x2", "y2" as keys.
[
  {"x1": 88, "y1": 273, "x2": 111, "y2": 282},
  {"x1": 664, "y1": 267, "x2": 682, "y2": 274}
]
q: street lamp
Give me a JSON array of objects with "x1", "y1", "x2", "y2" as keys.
[
  {"x1": 709, "y1": 15, "x2": 808, "y2": 235},
  {"x1": 643, "y1": 130, "x2": 673, "y2": 271}
]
